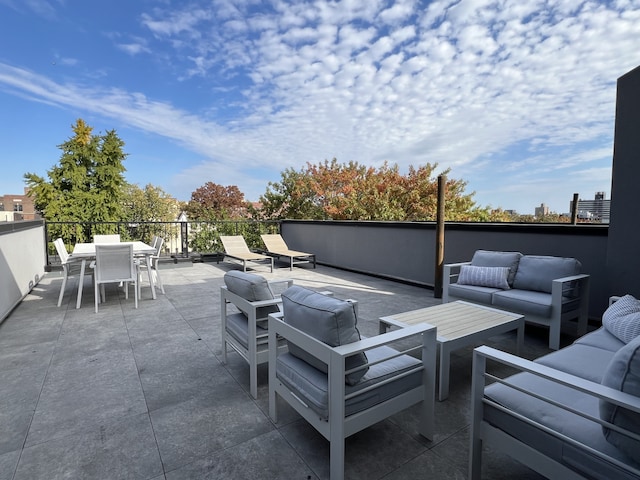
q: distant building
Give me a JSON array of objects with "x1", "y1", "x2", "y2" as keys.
[
  {"x1": 572, "y1": 192, "x2": 610, "y2": 223},
  {"x1": 0, "y1": 190, "x2": 37, "y2": 221},
  {"x1": 534, "y1": 203, "x2": 550, "y2": 217}
]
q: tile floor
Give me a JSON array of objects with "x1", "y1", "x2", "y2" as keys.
[{"x1": 0, "y1": 260, "x2": 555, "y2": 479}]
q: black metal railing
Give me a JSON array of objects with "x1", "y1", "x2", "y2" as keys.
[{"x1": 44, "y1": 220, "x2": 281, "y2": 267}]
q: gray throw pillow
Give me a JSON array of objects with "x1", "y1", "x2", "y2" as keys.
[
  {"x1": 470, "y1": 250, "x2": 522, "y2": 286},
  {"x1": 602, "y1": 295, "x2": 640, "y2": 344},
  {"x1": 600, "y1": 333, "x2": 640, "y2": 459},
  {"x1": 281, "y1": 285, "x2": 368, "y2": 385},
  {"x1": 223, "y1": 271, "x2": 279, "y2": 321},
  {"x1": 457, "y1": 265, "x2": 510, "y2": 289}
]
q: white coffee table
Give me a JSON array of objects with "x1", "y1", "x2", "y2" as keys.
[{"x1": 379, "y1": 301, "x2": 524, "y2": 401}]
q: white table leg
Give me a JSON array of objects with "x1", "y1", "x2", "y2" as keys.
[{"x1": 76, "y1": 258, "x2": 86, "y2": 309}]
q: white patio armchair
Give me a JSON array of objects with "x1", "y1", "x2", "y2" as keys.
[
  {"x1": 268, "y1": 286, "x2": 437, "y2": 480},
  {"x1": 93, "y1": 243, "x2": 138, "y2": 313},
  {"x1": 220, "y1": 271, "x2": 293, "y2": 399}
]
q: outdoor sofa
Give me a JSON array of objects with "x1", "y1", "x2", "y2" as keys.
[
  {"x1": 470, "y1": 294, "x2": 640, "y2": 479},
  {"x1": 443, "y1": 250, "x2": 590, "y2": 350}
]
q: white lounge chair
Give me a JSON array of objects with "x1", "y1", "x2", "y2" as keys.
[
  {"x1": 260, "y1": 234, "x2": 316, "y2": 270},
  {"x1": 219, "y1": 235, "x2": 273, "y2": 272}
]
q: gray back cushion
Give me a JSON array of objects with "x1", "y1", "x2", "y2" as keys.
[
  {"x1": 600, "y1": 333, "x2": 640, "y2": 458},
  {"x1": 471, "y1": 250, "x2": 522, "y2": 286},
  {"x1": 281, "y1": 285, "x2": 368, "y2": 385},
  {"x1": 512, "y1": 255, "x2": 581, "y2": 293},
  {"x1": 223, "y1": 271, "x2": 279, "y2": 320}
]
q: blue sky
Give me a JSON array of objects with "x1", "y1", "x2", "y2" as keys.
[{"x1": 1, "y1": 0, "x2": 639, "y2": 214}]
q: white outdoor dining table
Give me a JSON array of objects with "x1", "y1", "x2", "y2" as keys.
[{"x1": 71, "y1": 241, "x2": 157, "y2": 309}]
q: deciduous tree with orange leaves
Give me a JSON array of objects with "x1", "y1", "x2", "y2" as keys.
[{"x1": 258, "y1": 158, "x2": 506, "y2": 221}]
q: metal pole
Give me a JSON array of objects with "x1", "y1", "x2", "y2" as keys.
[
  {"x1": 434, "y1": 175, "x2": 446, "y2": 298},
  {"x1": 571, "y1": 193, "x2": 579, "y2": 224}
]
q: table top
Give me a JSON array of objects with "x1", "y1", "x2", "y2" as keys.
[
  {"x1": 71, "y1": 241, "x2": 155, "y2": 258},
  {"x1": 380, "y1": 301, "x2": 523, "y2": 342}
]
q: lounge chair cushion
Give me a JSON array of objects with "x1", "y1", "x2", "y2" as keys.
[
  {"x1": 602, "y1": 294, "x2": 640, "y2": 344},
  {"x1": 470, "y1": 250, "x2": 522, "y2": 286},
  {"x1": 457, "y1": 265, "x2": 510, "y2": 289},
  {"x1": 226, "y1": 312, "x2": 268, "y2": 349},
  {"x1": 281, "y1": 286, "x2": 368, "y2": 385},
  {"x1": 276, "y1": 345, "x2": 422, "y2": 420},
  {"x1": 600, "y1": 333, "x2": 640, "y2": 458},
  {"x1": 512, "y1": 255, "x2": 581, "y2": 293},
  {"x1": 224, "y1": 271, "x2": 279, "y2": 322}
]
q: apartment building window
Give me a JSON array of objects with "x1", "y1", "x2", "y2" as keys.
[{"x1": 13, "y1": 203, "x2": 23, "y2": 212}]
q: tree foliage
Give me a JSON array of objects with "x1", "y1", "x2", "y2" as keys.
[
  {"x1": 24, "y1": 119, "x2": 127, "y2": 242},
  {"x1": 185, "y1": 182, "x2": 247, "y2": 220},
  {"x1": 257, "y1": 159, "x2": 504, "y2": 222}
]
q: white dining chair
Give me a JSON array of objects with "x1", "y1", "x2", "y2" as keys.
[
  {"x1": 93, "y1": 243, "x2": 138, "y2": 313},
  {"x1": 93, "y1": 234, "x2": 121, "y2": 243},
  {"x1": 54, "y1": 237, "x2": 92, "y2": 307},
  {"x1": 137, "y1": 236, "x2": 165, "y2": 295}
]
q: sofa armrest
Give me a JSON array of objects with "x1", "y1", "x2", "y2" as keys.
[
  {"x1": 443, "y1": 261, "x2": 471, "y2": 302},
  {"x1": 551, "y1": 273, "x2": 590, "y2": 338}
]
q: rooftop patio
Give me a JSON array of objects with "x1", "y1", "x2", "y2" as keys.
[{"x1": 0, "y1": 260, "x2": 561, "y2": 480}]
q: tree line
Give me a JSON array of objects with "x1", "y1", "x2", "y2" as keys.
[{"x1": 26, "y1": 118, "x2": 573, "y2": 241}]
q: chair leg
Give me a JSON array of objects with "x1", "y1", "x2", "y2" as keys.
[
  {"x1": 57, "y1": 268, "x2": 68, "y2": 307},
  {"x1": 95, "y1": 281, "x2": 100, "y2": 313},
  {"x1": 153, "y1": 268, "x2": 165, "y2": 294}
]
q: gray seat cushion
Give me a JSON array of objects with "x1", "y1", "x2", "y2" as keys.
[
  {"x1": 226, "y1": 312, "x2": 268, "y2": 350},
  {"x1": 534, "y1": 343, "x2": 616, "y2": 384},
  {"x1": 574, "y1": 327, "x2": 625, "y2": 353},
  {"x1": 470, "y1": 250, "x2": 522, "y2": 286},
  {"x1": 447, "y1": 283, "x2": 501, "y2": 304},
  {"x1": 276, "y1": 345, "x2": 422, "y2": 420},
  {"x1": 492, "y1": 289, "x2": 554, "y2": 318},
  {"x1": 281, "y1": 286, "x2": 367, "y2": 385},
  {"x1": 512, "y1": 255, "x2": 581, "y2": 293}
]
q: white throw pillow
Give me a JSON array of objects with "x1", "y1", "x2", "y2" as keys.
[
  {"x1": 602, "y1": 294, "x2": 640, "y2": 344},
  {"x1": 457, "y1": 265, "x2": 510, "y2": 290}
]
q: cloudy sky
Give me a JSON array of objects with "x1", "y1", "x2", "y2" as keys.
[{"x1": 1, "y1": 0, "x2": 638, "y2": 214}]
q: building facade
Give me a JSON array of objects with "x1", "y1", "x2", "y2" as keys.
[
  {"x1": 573, "y1": 192, "x2": 611, "y2": 223},
  {"x1": 0, "y1": 191, "x2": 37, "y2": 221}
]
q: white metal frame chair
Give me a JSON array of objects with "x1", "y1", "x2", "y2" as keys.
[
  {"x1": 93, "y1": 243, "x2": 138, "y2": 313},
  {"x1": 137, "y1": 236, "x2": 165, "y2": 295},
  {"x1": 220, "y1": 271, "x2": 293, "y2": 399},
  {"x1": 54, "y1": 237, "x2": 92, "y2": 307},
  {"x1": 93, "y1": 234, "x2": 121, "y2": 243},
  {"x1": 268, "y1": 287, "x2": 437, "y2": 480}
]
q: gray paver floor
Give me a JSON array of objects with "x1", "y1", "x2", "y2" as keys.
[{"x1": 0, "y1": 260, "x2": 556, "y2": 479}]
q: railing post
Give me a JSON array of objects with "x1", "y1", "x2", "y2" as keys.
[
  {"x1": 180, "y1": 221, "x2": 188, "y2": 257},
  {"x1": 434, "y1": 175, "x2": 446, "y2": 298}
]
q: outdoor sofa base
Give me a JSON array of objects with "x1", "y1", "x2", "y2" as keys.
[{"x1": 470, "y1": 326, "x2": 640, "y2": 480}]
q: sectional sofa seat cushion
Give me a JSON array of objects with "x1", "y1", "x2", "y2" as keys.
[
  {"x1": 512, "y1": 255, "x2": 581, "y2": 294},
  {"x1": 534, "y1": 342, "x2": 616, "y2": 384},
  {"x1": 602, "y1": 294, "x2": 640, "y2": 344},
  {"x1": 484, "y1": 371, "x2": 640, "y2": 480},
  {"x1": 224, "y1": 271, "x2": 279, "y2": 323},
  {"x1": 574, "y1": 326, "x2": 625, "y2": 353},
  {"x1": 281, "y1": 285, "x2": 368, "y2": 385},
  {"x1": 600, "y1": 333, "x2": 640, "y2": 458},
  {"x1": 445, "y1": 283, "x2": 501, "y2": 304},
  {"x1": 275, "y1": 344, "x2": 422, "y2": 420},
  {"x1": 457, "y1": 265, "x2": 510, "y2": 289},
  {"x1": 470, "y1": 250, "x2": 522, "y2": 286}
]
